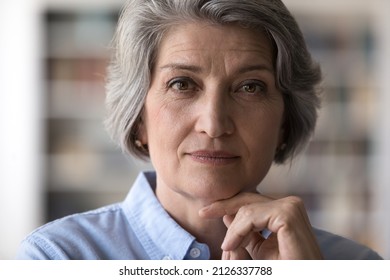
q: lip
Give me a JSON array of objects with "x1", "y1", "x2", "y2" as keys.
[{"x1": 187, "y1": 150, "x2": 240, "y2": 166}]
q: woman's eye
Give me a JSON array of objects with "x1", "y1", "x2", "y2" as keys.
[
  {"x1": 243, "y1": 84, "x2": 257, "y2": 93},
  {"x1": 239, "y1": 81, "x2": 267, "y2": 95},
  {"x1": 168, "y1": 78, "x2": 196, "y2": 92},
  {"x1": 172, "y1": 81, "x2": 188, "y2": 90}
]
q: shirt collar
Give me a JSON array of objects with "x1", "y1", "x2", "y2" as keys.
[{"x1": 121, "y1": 171, "x2": 210, "y2": 260}]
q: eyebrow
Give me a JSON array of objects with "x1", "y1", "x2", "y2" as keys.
[{"x1": 159, "y1": 63, "x2": 274, "y2": 74}]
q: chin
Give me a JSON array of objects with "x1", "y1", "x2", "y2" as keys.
[{"x1": 185, "y1": 175, "x2": 246, "y2": 201}]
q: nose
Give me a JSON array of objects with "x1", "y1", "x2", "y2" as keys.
[{"x1": 194, "y1": 88, "x2": 235, "y2": 138}]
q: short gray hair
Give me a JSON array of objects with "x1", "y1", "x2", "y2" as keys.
[{"x1": 105, "y1": 0, "x2": 322, "y2": 164}]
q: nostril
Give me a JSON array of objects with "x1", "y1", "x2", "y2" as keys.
[{"x1": 195, "y1": 114, "x2": 235, "y2": 138}]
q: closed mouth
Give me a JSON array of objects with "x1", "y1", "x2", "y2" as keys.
[{"x1": 187, "y1": 150, "x2": 240, "y2": 165}]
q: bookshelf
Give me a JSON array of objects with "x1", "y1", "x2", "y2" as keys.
[
  {"x1": 43, "y1": 9, "x2": 145, "y2": 221},
  {"x1": 41, "y1": 0, "x2": 389, "y2": 258}
]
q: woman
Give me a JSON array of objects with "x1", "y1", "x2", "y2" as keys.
[{"x1": 17, "y1": 0, "x2": 381, "y2": 260}]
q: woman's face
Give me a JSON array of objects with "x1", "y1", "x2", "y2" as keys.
[{"x1": 139, "y1": 23, "x2": 285, "y2": 204}]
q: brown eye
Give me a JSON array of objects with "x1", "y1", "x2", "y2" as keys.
[
  {"x1": 239, "y1": 80, "x2": 267, "y2": 95},
  {"x1": 243, "y1": 84, "x2": 257, "y2": 93},
  {"x1": 168, "y1": 77, "x2": 197, "y2": 93},
  {"x1": 172, "y1": 81, "x2": 189, "y2": 91}
]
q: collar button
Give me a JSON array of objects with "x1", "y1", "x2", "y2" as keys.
[{"x1": 190, "y1": 248, "x2": 201, "y2": 258}]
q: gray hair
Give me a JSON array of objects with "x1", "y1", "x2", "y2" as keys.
[{"x1": 105, "y1": 0, "x2": 322, "y2": 164}]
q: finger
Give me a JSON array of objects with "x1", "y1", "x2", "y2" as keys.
[
  {"x1": 199, "y1": 192, "x2": 273, "y2": 219},
  {"x1": 224, "y1": 248, "x2": 252, "y2": 260},
  {"x1": 223, "y1": 214, "x2": 264, "y2": 240},
  {"x1": 221, "y1": 204, "x2": 270, "y2": 251},
  {"x1": 245, "y1": 231, "x2": 270, "y2": 259},
  {"x1": 223, "y1": 214, "x2": 252, "y2": 248},
  {"x1": 222, "y1": 214, "x2": 234, "y2": 228},
  {"x1": 221, "y1": 250, "x2": 230, "y2": 260},
  {"x1": 222, "y1": 230, "x2": 264, "y2": 260},
  {"x1": 222, "y1": 214, "x2": 262, "y2": 260}
]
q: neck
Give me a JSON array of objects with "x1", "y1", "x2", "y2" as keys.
[{"x1": 155, "y1": 182, "x2": 227, "y2": 260}]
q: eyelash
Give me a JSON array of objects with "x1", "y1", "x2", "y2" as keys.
[
  {"x1": 167, "y1": 77, "x2": 197, "y2": 93},
  {"x1": 237, "y1": 80, "x2": 268, "y2": 96},
  {"x1": 167, "y1": 77, "x2": 268, "y2": 97}
]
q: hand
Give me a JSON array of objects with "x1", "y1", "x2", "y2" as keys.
[{"x1": 199, "y1": 192, "x2": 323, "y2": 260}]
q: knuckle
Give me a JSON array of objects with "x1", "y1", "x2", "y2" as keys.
[
  {"x1": 237, "y1": 204, "x2": 255, "y2": 218},
  {"x1": 283, "y1": 196, "x2": 304, "y2": 209},
  {"x1": 278, "y1": 196, "x2": 304, "y2": 219}
]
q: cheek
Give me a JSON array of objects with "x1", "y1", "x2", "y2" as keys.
[
  {"x1": 144, "y1": 99, "x2": 190, "y2": 156},
  {"x1": 244, "y1": 128, "x2": 278, "y2": 163},
  {"x1": 240, "y1": 108, "x2": 284, "y2": 160}
]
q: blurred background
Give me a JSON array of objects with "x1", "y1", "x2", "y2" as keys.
[{"x1": 0, "y1": 0, "x2": 389, "y2": 260}]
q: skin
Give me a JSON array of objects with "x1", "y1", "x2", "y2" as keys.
[{"x1": 138, "y1": 22, "x2": 323, "y2": 260}]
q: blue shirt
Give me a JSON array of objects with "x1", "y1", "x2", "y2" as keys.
[{"x1": 16, "y1": 172, "x2": 382, "y2": 260}]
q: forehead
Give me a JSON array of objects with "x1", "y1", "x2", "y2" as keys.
[{"x1": 155, "y1": 22, "x2": 275, "y2": 70}]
